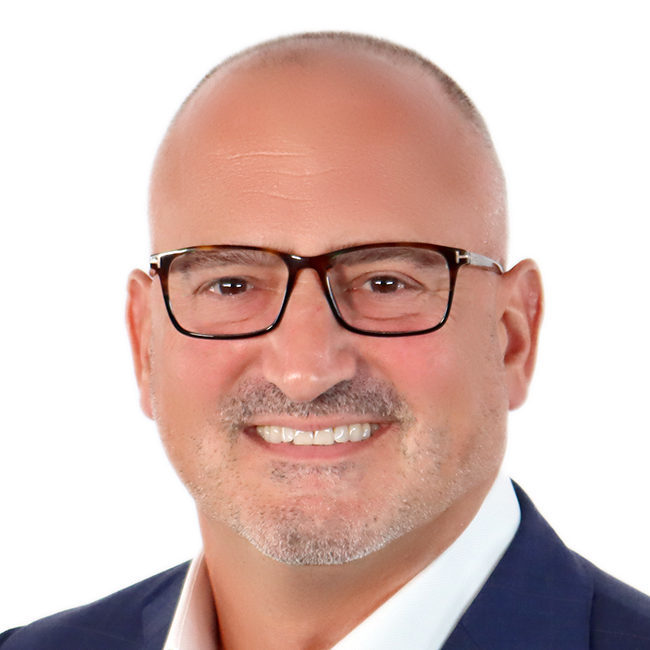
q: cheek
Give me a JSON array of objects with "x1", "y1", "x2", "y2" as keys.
[
  {"x1": 148, "y1": 320, "x2": 260, "y2": 466},
  {"x1": 149, "y1": 332, "x2": 251, "y2": 481},
  {"x1": 366, "y1": 318, "x2": 507, "y2": 438},
  {"x1": 152, "y1": 321, "x2": 254, "y2": 402},
  {"x1": 368, "y1": 331, "x2": 469, "y2": 411},
  {"x1": 389, "y1": 328, "x2": 507, "y2": 490}
]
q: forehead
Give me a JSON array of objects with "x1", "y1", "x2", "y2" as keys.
[{"x1": 150, "y1": 47, "x2": 503, "y2": 256}]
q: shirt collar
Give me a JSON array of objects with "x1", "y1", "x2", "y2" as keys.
[
  {"x1": 163, "y1": 550, "x2": 218, "y2": 650},
  {"x1": 331, "y1": 473, "x2": 520, "y2": 649},
  {"x1": 164, "y1": 473, "x2": 519, "y2": 650}
]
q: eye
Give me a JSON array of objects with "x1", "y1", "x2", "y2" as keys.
[
  {"x1": 207, "y1": 277, "x2": 251, "y2": 296},
  {"x1": 365, "y1": 275, "x2": 406, "y2": 293}
]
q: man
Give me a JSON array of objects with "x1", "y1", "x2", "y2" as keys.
[{"x1": 2, "y1": 32, "x2": 649, "y2": 649}]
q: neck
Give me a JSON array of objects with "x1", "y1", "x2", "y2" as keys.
[{"x1": 197, "y1": 479, "x2": 493, "y2": 650}]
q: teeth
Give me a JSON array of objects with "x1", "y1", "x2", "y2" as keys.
[
  {"x1": 348, "y1": 424, "x2": 363, "y2": 442},
  {"x1": 314, "y1": 428, "x2": 334, "y2": 445},
  {"x1": 266, "y1": 426, "x2": 283, "y2": 443},
  {"x1": 333, "y1": 425, "x2": 348, "y2": 443},
  {"x1": 293, "y1": 431, "x2": 313, "y2": 445},
  {"x1": 256, "y1": 423, "x2": 379, "y2": 446}
]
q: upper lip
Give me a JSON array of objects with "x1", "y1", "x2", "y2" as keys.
[{"x1": 246, "y1": 418, "x2": 393, "y2": 430}]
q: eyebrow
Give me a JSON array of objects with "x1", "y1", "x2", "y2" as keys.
[
  {"x1": 334, "y1": 247, "x2": 447, "y2": 267},
  {"x1": 172, "y1": 248, "x2": 281, "y2": 272}
]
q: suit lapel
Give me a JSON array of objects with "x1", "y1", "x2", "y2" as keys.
[
  {"x1": 140, "y1": 562, "x2": 190, "y2": 649},
  {"x1": 442, "y1": 484, "x2": 593, "y2": 649}
]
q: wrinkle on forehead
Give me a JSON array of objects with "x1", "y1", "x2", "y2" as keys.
[
  {"x1": 222, "y1": 151, "x2": 317, "y2": 160},
  {"x1": 200, "y1": 149, "x2": 342, "y2": 206},
  {"x1": 205, "y1": 149, "x2": 338, "y2": 178}
]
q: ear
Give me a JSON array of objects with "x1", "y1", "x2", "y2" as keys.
[
  {"x1": 126, "y1": 269, "x2": 154, "y2": 419},
  {"x1": 498, "y1": 259, "x2": 543, "y2": 410}
]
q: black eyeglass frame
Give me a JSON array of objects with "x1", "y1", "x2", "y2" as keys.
[{"x1": 149, "y1": 242, "x2": 504, "y2": 339}]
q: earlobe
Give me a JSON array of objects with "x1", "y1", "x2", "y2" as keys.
[
  {"x1": 126, "y1": 269, "x2": 154, "y2": 419},
  {"x1": 499, "y1": 259, "x2": 544, "y2": 410}
]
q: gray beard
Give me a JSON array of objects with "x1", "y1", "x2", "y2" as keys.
[
  {"x1": 215, "y1": 377, "x2": 421, "y2": 565},
  {"x1": 218, "y1": 376, "x2": 410, "y2": 432},
  {"x1": 231, "y1": 499, "x2": 422, "y2": 565}
]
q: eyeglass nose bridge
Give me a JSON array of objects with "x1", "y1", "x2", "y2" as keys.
[{"x1": 273, "y1": 252, "x2": 345, "y2": 333}]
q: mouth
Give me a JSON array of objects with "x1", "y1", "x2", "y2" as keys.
[{"x1": 255, "y1": 423, "x2": 380, "y2": 446}]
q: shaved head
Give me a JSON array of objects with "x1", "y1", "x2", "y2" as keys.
[
  {"x1": 150, "y1": 32, "x2": 507, "y2": 261},
  {"x1": 180, "y1": 32, "x2": 494, "y2": 147}
]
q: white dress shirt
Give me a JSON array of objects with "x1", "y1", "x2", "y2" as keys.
[{"x1": 164, "y1": 473, "x2": 520, "y2": 650}]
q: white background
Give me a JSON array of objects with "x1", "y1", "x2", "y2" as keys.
[{"x1": 1, "y1": 0, "x2": 649, "y2": 631}]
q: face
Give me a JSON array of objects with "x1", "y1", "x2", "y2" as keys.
[{"x1": 131, "y1": 49, "x2": 521, "y2": 565}]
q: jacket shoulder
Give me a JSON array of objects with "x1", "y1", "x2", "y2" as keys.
[
  {"x1": 579, "y1": 556, "x2": 650, "y2": 649},
  {"x1": 445, "y1": 484, "x2": 650, "y2": 650},
  {"x1": 0, "y1": 562, "x2": 189, "y2": 650}
]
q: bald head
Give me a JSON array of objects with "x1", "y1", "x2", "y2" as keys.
[
  {"x1": 150, "y1": 32, "x2": 507, "y2": 260},
  {"x1": 180, "y1": 33, "x2": 493, "y2": 146}
]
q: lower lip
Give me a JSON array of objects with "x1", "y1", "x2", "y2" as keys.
[{"x1": 243, "y1": 424, "x2": 392, "y2": 460}]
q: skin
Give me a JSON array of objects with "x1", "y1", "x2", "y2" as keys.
[{"x1": 128, "y1": 43, "x2": 543, "y2": 649}]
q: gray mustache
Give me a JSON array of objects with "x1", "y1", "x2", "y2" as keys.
[{"x1": 219, "y1": 378, "x2": 409, "y2": 425}]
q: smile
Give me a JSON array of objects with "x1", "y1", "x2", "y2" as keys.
[{"x1": 256, "y1": 423, "x2": 380, "y2": 446}]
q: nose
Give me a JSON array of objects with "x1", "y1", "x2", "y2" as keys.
[{"x1": 260, "y1": 270, "x2": 358, "y2": 402}]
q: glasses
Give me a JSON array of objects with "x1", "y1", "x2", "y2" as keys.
[{"x1": 149, "y1": 243, "x2": 504, "y2": 339}]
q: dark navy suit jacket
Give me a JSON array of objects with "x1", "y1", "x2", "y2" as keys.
[{"x1": 3, "y1": 485, "x2": 650, "y2": 649}]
